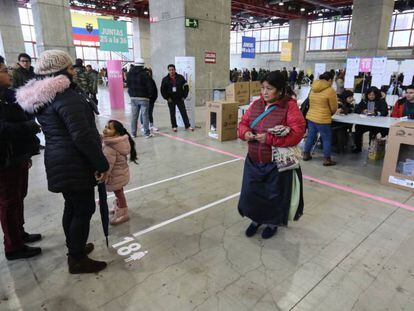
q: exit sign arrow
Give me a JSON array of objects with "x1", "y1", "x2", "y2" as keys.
[{"x1": 185, "y1": 18, "x2": 199, "y2": 28}]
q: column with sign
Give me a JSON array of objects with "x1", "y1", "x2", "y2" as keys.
[{"x1": 98, "y1": 19, "x2": 128, "y2": 109}]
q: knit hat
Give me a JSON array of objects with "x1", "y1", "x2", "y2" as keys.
[{"x1": 35, "y1": 50, "x2": 73, "y2": 75}]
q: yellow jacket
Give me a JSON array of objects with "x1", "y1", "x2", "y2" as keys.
[{"x1": 306, "y1": 80, "x2": 338, "y2": 124}]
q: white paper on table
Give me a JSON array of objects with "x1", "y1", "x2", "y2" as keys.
[
  {"x1": 346, "y1": 58, "x2": 360, "y2": 76},
  {"x1": 344, "y1": 73, "x2": 355, "y2": 89}
]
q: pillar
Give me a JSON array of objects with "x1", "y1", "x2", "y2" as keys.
[
  {"x1": 30, "y1": 0, "x2": 75, "y2": 58},
  {"x1": 288, "y1": 19, "x2": 307, "y2": 70},
  {"x1": 348, "y1": 0, "x2": 394, "y2": 57},
  {"x1": 132, "y1": 17, "x2": 151, "y2": 65},
  {"x1": 149, "y1": 0, "x2": 231, "y2": 106},
  {"x1": 0, "y1": 0, "x2": 25, "y2": 64}
]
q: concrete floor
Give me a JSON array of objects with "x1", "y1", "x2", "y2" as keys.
[{"x1": 1, "y1": 88, "x2": 413, "y2": 311}]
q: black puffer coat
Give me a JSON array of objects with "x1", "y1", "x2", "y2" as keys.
[
  {"x1": 127, "y1": 66, "x2": 154, "y2": 99},
  {"x1": 161, "y1": 73, "x2": 189, "y2": 102},
  {"x1": 16, "y1": 75, "x2": 109, "y2": 193},
  {"x1": 0, "y1": 90, "x2": 40, "y2": 169}
]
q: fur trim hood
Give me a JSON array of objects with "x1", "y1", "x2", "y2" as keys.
[
  {"x1": 102, "y1": 135, "x2": 131, "y2": 156},
  {"x1": 16, "y1": 75, "x2": 71, "y2": 114}
]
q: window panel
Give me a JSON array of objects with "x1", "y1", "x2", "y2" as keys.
[
  {"x1": 236, "y1": 42, "x2": 242, "y2": 54},
  {"x1": 323, "y1": 21, "x2": 335, "y2": 36},
  {"x1": 321, "y1": 36, "x2": 334, "y2": 50},
  {"x1": 395, "y1": 14, "x2": 413, "y2": 30},
  {"x1": 392, "y1": 30, "x2": 411, "y2": 47},
  {"x1": 111, "y1": 52, "x2": 122, "y2": 60},
  {"x1": 128, "y1": 37, "x2": 133, "y2": 48},
  {"x1": 390, "y1": 15, "x2": 396, "y2": 30},
  {"x1": 269, "y1": 40, "x2": 278, "y2": 52},
  {"x1": 24, "y1": 42, "x2": 34, "y2": 58},
  {"x1": 30, "y1": 26, "x2": 36, "y2": 41},
  {"x1": 388, "y1": 33, "x2": 394, "y2": 47},
  {"x1": 252, "y1": 30, "x2": 261, "y2": 41},
  {"x1": 237, "y1": 32, "x2": 243, "y2": 42},
  {"x1": 261, "y1": 28, "x2": 270, "y2": 41},
  {"x1": 230, "y1": 32, "x2": 237, "y2": 43},
  {"x1": 309, "y1": 37, "x2": 321, "y2": 50},
  {"x1": 21, "y1": 25, "x2": 32, "y2": 41},
  {"x1": 28, "y1": 9, "x2": 34, "y2": 25},
  {"x1": 260, "y1": 41, "x2": 269, "y2": 53},
  {"x1": 230, "y1": 43, "x2": 237, "y2": 54},
  {"x1": 310, "y1": 22, "x2": 323, "y2": 36},
  {"x1": 83, "y1": 47, "x2": 97, "y2": 60},
  {"x1": 98, "y1": 49, "x2": 111, "y2": 60},
  {"x1": 19, "y1": 8, "x2": 29, "y2": 25},
  {"x1": 411, "y1": 30, "x2": 414, "y2": 46},
  {"x1": 335, "y1": 20, "x2": 349, "y2": 34},
  {"x1": 279, "y1": 27, "x2": 288, "y2": 39},
  {"x1": 126, "y1": 22, "x2": 133, "y2": 35},
  {"x1": 334, "y1": 35, "x2": 348, "y2": 49},
  {"x1": 270, "y1": 28, "x2": 279, "y2": 40},
  {"x1": 75, "y1": 46, "x2": 83, "y2": 59}
]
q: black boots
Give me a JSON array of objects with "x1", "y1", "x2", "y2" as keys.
[
  {"x1": 23, "y1": 232, "x2": 42, "y2": 243},
  {"x1": 68, "y1": 256, "x2": 107, "y2": 274},
  {"x1": 6, "y1": 245, "x2": 42, "y2": 260}
]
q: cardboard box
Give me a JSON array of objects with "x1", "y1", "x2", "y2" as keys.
[
  {"x1": 249, "y1": 81, "x2": 261, "y2": 97},
  {"x1": 381, "y1": 121, "x2": 414, "y2": 191},
  {"x1": 206, "y1": 101, "x2": 239, "y2": 142},
  {"x1": 225, "y1": 82, "x2": 250, "y2": 105}
]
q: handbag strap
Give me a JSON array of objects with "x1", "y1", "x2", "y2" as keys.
[{"x1": 249, "y1": 105, "x2": 278, "y2": 129}]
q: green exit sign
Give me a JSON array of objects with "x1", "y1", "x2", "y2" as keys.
[
  {"x1": 185, "y1": 18, "x2": 199, "y2": 28},
  {"x1": 333, "y1": 15, "x2": 341, "y2": 21}
]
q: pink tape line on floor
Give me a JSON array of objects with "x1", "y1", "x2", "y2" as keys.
[{"x1": 158, "y1": 132, "x2": 414, "y2": 212}]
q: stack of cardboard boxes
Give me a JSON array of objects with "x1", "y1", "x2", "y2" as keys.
[
  {"x1": 206, "y1": 81, "x2": 262, "y2": 142},
  {"x1": 381, "y1": 122, "x2": 414, "y2": 191}
]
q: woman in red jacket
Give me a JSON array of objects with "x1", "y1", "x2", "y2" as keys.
[{"x1": 238, "y1": 71, "x2": 306, "y2": 239}]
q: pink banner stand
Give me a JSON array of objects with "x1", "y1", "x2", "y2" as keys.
[{"x1": 107, "y1": 60, "x2": 125, "y2": 109}]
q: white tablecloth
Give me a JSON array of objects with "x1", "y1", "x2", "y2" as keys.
[{"x1": 332, "y1": 113, "x2": 406, "y2": 128}]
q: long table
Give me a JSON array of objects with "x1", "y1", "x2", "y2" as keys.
[{"x1": 332, "y1": 113, "x2": 407, "y2": 128}]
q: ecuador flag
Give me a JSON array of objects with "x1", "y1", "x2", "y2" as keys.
[{"x1": 71, "y1": 12, "x2": 111, "y2": 42}]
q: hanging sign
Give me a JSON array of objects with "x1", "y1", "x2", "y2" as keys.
[
  {"x1": 371, "y1": 57, "x2": 387, "y2": 87},
  {"x1": 280, "y1": 42, "x2": 292, "y2": 62},
  {"x1": 359, "y1": 58, "x2": 373, "y2": 73},
  {"x1": 241, "y1": 36, "x2": 256, "y2": 59},
  {"x1": 175, "y1": 56, "x2": 196, "y2": 128},
  {"x1": 107, "y1": 60, "x2": 125, "y2": 109},
  {"x1": 314, "y1": 63, "x2": 326, "y2": 79},
  {"x1": 98, "y1": 19, "x2": 128, "y2": 52},
  {"x1": 185, "y1": 18, "x2": 199, "y2": 28}
]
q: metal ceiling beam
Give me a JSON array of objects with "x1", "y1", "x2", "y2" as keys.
[
  {"x1": 300, "y1": 0, "x2": 342, "y2": 11},
  {"x1": 232, "y1": 0, "x2": 304, "y2": 19}
]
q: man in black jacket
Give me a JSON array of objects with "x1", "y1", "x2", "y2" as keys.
[
  {"x1": 127, "y1": 60, "x2": 154, "y2": 138},
  {"x1": 161, "y1": 64, "x2": 193, "y2": 132},
  {"x1": 0, "y1": 55, "x2": 42, "y2": 260},
  {"x1": 12, "y1": 53, "x2": 35, "y2": 89}
]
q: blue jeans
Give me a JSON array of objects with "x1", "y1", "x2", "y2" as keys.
[
  {"x1": 131, "y1": 98, "x2": 150, "y2": 136},
  {"x1": 304, "y1": 120, "x2": 332, "y2": 158}
]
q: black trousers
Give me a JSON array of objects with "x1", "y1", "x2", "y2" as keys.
[
  {"x1": 354, "y1": 125, "x2": 389, "y2": 149},
  {"x1": 62, "y1": 188, "x2": 96, "y2": 259},
  {"x1": 168, "y1": 99, "x2": 191, "y2": 128}
]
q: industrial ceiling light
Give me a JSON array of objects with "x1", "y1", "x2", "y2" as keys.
[
  {"x1": 111, "y1": 6, "x2": 116, "y2": 10},
  {"x1": 144, "y1": 11, "x2": 148, "y2": 15},
  {"x1": 279, "y1": 1, "x2": 284, "y2": 6},
  {"x1": 318, "y1": 12, "x2": 323, "y2": 16},
  {"x1": 300, "y1": 8, "x2": 305, "y2": 12}
]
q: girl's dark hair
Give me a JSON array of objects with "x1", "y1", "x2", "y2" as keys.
[
  {"x1": 108, "y1": 120, "x2": 138, "y2": 164},
  {"x1": 340, "y1": 90, "x2": 354, "y2": 103},
  {"x1": 364, "y1": 86, "x2": 381, "y2": 101},
  {"x1": 319, "y1": 71, "x2": 334, "y2": 81},
  {"x1": 261, "y1": 71, "x2": 287, "y2": 97}
]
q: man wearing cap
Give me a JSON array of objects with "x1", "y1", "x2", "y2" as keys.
[{"x1": 126, "y1": 58, "x2": 154, "y2": 138}]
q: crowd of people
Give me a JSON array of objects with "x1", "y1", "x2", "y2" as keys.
[
  {"x1": 0, "y1": 49, "x2": 196, "y2": 274},
  {"x1": 1, "y1": 49, "x2": 414, "y2": 275}
]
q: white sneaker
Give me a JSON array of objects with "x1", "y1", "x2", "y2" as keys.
[
  {"x1": 150, "y1": 126, "x2": 159, "y2": 132},
  {"x1": 145, "y1": 133, "x2": 154, "y2": 139}
]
